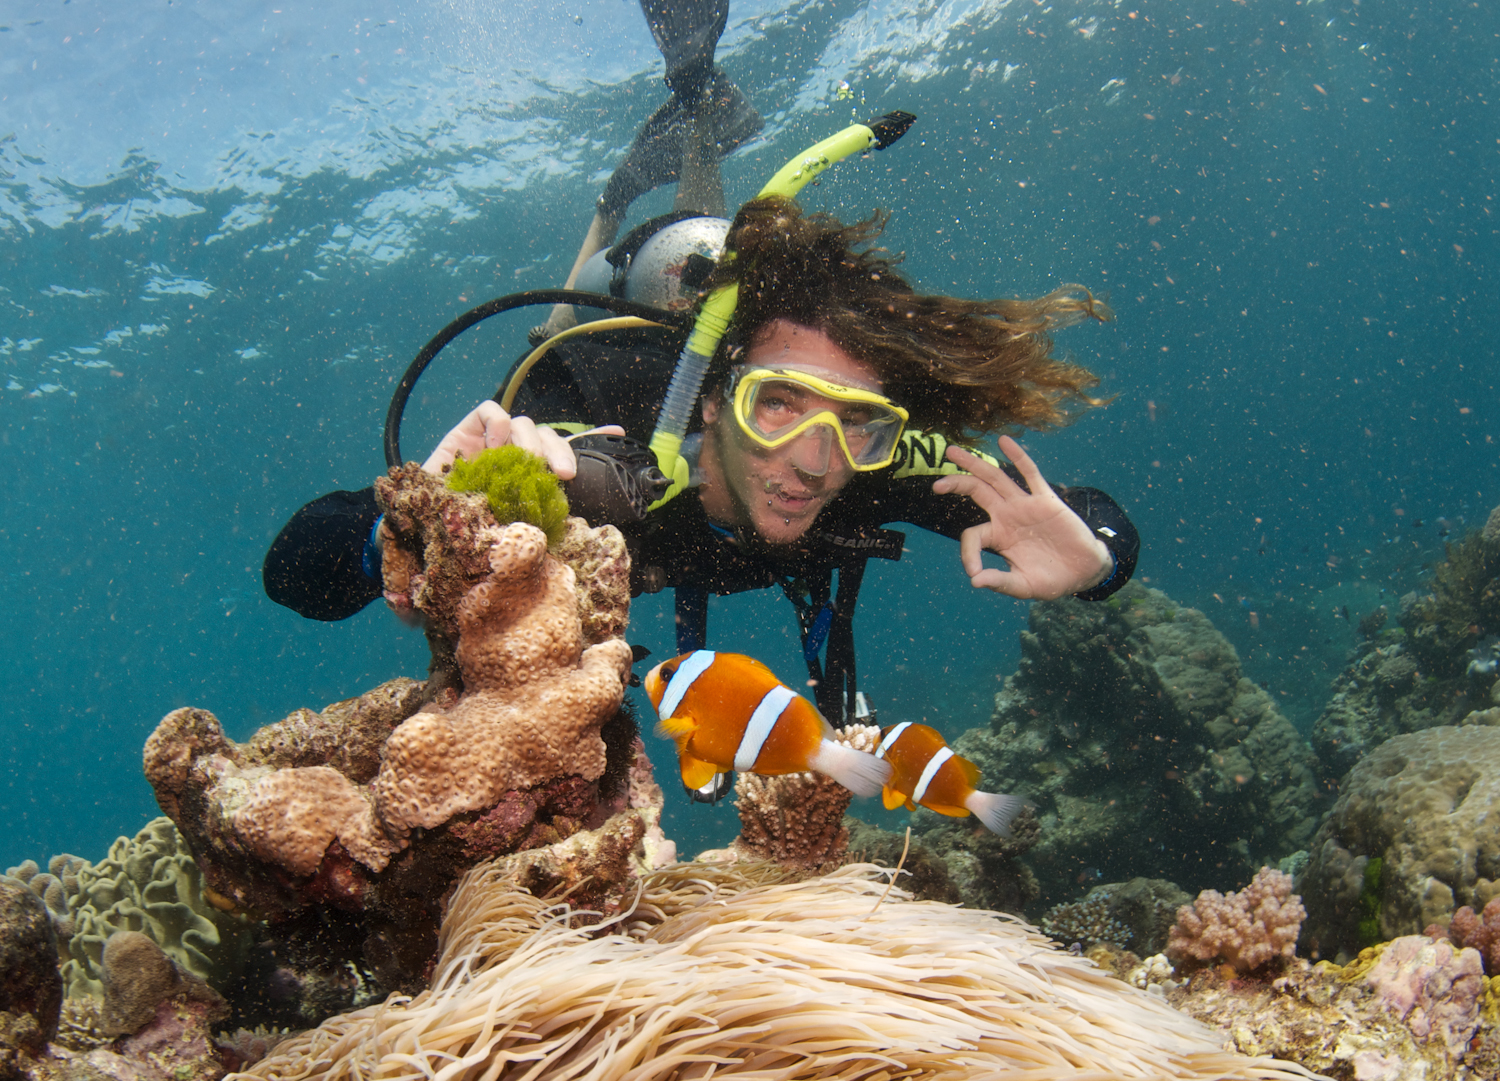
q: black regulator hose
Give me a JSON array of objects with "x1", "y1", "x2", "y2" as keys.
[{"x1": 383, "y1": 289, "x2": 695, "y2": 469}]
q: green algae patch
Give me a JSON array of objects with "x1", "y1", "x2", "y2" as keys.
[
  {"x1": 1356, "y1": 856, "x2": 1384, "y2": 949},
  {"x1": 447, "y1": 445, "x2": 570, "y2": 546}
]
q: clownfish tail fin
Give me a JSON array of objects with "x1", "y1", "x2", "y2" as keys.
[
  {"x1": 807, "y1": 740, "x2": 891, "y2": 798},
  {"x1": 965, "y1": 790, "x2": 1027, "y2": 837}
]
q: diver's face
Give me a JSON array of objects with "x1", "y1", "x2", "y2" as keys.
[{"x1": 699, "y1": 320, "x2": 882, "y2": 546}]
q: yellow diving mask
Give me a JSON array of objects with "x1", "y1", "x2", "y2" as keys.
[{"x1": 727, "y1": 363, "x2": 909, "y2": 475}]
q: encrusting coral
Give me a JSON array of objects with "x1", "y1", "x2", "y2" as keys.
[
  {"x1": 237, "y1": 854, "x2": 1318, "y2": 1081},
  {"x1": 1165, "y1": 939, "x2": 1494, "y2": 1080},
  {"x1": 1167, "y1": 867, "x2": 1305, "y2": 973},
  {"x1": 141, "y1": 463, "x2": 637, "y2": 988}
]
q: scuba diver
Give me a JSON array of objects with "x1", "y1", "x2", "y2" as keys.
[{"x1": 263, "y1": 0, "x2": 1140, "y2": 757}]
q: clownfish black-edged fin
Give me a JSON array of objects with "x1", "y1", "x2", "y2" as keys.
[
  {"x1": 965, "y1": 790, "x2": 1026, "y2": 837},
  {"x1": 807, "y1": 739, "x2": 891, "y2": 798},
  {"x1": 679, "y1": 753, "x2": 720, "y2": 792}
]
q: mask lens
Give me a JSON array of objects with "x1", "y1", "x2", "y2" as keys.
[
  {"x1": 788, "y1": 423, "x2": 834, "y2": 477},
  {"x1": 733, "y1": 368, "x2": 907, "y2": 470}
]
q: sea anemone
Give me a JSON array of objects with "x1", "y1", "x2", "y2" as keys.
[{"x1": 238, "y1": 859, "x2": 1314, "y2": 1081}]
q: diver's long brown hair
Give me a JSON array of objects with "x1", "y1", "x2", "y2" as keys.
[{"x1": 707, "y1": 197, "x2": 1112, "y2": 441}]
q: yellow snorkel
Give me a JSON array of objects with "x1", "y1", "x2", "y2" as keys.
[{"x1": 645, "y1": 110, "x2": 917, "y2": 508}]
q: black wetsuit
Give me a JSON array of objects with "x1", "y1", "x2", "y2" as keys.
[{"x1": 264, "y1": 328, "x2": 1139, "y2": 722}]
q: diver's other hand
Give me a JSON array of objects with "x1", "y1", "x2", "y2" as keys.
[
  {"x1": 933, "y1": 437, "x2": 1112, "y2": 601},
  {"x1": 421, "y1": 402, "x2": 591, "y2": 480}
]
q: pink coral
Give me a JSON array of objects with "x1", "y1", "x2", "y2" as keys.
[
  {"x1": 1166, "y1": 866, "x2": 1305, "y2": 972},
  {"x1": 1426, "y1": 896, "x2": 1500, "y2": 975},
  {"x1": 1362, "y1": 934, "x2": 1485, "y2": 1061}
]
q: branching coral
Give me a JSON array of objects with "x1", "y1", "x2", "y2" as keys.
[
  {"x1": 1428, "y1": 897, "x2": 1500, "y2": 974},
  {"x1": 1167, "y1": 867, "x2": 1305, "y2": 973},
  {"x1": 238, "y1": 855, "x2": 1317, "y2": 1081},
  {"x1": 1041, "y1": 896, "x2": 1133, "y2": 949}
]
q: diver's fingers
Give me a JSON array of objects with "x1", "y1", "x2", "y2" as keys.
[
  {"x1": 958, "y1": 525, "x2": 989, "y2": 580},
  {"x1": 943, "y1": 444, "x2": 1029, "y2": 501},
  {"x1": 474, "y1": 400, "x2": 513, "y2": 448},
  {"x1": 967, "y1": 565, "x2": 1031, "y2": 597},
  {"x1": 508, "y1": 417, "x2": 581, "y2": 480},
  {"x1": 996, "y1": 435, "x2": 1050, "y2": 498},
  {"x1": 933, "y1": 468, "x2": 1008, "y2": 518},
  {"x1": 569, "y1": 425, "x2": 627, "y2": 440},
  {"x1": 423, "y1": 401, "x2": 513, "y2": 474}
]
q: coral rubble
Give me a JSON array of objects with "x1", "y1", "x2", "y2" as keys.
[
  {"x1": 949, "y1": 581, "x2": 1326, "y2": 907},
  {"x1": 1167, "y1": 939, "x2": 1493, "y2": 1081},
  {"x1": 1301, "y1": 724, "x2": 1500, "y2": 962}
]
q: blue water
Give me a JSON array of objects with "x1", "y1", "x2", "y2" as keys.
[{"x1": 2, "y1": 0, "x2": 1494, "y2": 868}]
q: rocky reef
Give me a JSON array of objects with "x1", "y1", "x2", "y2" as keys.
[
  {"x1": 943, "y1": 580, "x2": 1327, "y2": 908},
  {"x1": 1300, "y1": 723, "x2": 1500, "y2": 963},
  {"x1": 1311, "y1": 507, "x2": 1500, "y2": 781}
]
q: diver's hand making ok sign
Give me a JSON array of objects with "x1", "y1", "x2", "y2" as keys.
[{"x1": 932, "y1": 436, "x2": 1113, "y2": 601}]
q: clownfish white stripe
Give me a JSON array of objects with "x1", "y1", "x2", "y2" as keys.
[
  {"x1": 736, "y1": 684, "x2": 798, "y2": 772},
  {"x1": 912, "y1": 745, "x2": 955, "y2": 805},
  {"x1": 875, "y1": 721, "x2": 912, "y2": 759},
  {"x1": 658, "y1": 650, "x2": 717, "y2": 720}
]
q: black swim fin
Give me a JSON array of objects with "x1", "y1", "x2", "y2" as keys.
[
  {"x1": 599, "y1": 67, "x2": 763, "y2": 218},
  {"x1": 638, "y1": 0, "x2": 729, "y2": 101}
]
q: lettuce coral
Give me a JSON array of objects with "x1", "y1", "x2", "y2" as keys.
[
  {"x1": 446, "y1": 445, "x2": 569, "y2": 546},
  {"x1": 53, "y1": 818, "x2": 255, "y2": 1000}
]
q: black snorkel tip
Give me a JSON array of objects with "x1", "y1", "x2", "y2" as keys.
[{"x1": 867, "y1": 111, "x2": 916, "y2": 149}]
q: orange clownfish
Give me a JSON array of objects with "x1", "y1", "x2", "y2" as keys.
[
  {"x1": 874, "y1": 722, "x2": 1024, "y2": 836},
  {"x1": 644, "y1": 651, "x2": 891, "y2": 798}
]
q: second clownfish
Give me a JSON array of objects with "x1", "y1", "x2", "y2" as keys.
[
  {"x1": 644, "y1": 651, "x2": 891, "y2": 798},
  {"x1": 875, "y1": 722, "x2": 1025, "y2": 836}
]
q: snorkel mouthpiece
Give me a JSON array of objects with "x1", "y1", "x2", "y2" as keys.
[{"x1": 646, "y1": 110, "x2": 916, "y2": 508}]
